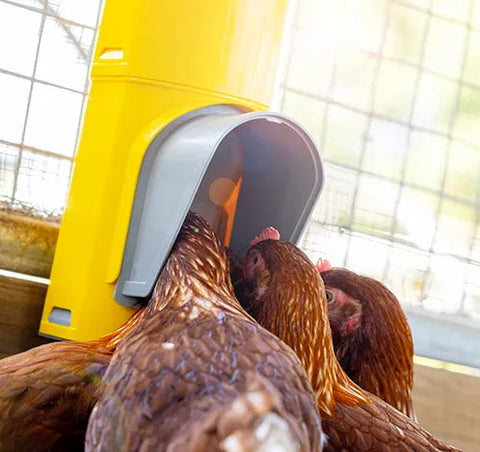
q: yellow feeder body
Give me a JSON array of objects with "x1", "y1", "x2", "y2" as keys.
[{"x1": 40, "y1": 0, "x2": 290, "y2": 341}]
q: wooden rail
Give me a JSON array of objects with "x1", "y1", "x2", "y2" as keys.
[
  {"x1": 0, "y1": 208, "x2": 59, "y2": 278},
  {"x1": 0, "y1": 207, "x2": 58, "y2": 357},
  {"x1": 0, "y1": 275, "x2": 50, "y2": 358}
]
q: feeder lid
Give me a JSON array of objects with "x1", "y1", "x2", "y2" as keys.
[{"x1": 114, "y1": 105, "x2": 324, "y2": 306}]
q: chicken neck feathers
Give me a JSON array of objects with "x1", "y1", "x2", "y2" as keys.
[{"x1": 246, "y1": 240, "x2": 368, "y2": 416}]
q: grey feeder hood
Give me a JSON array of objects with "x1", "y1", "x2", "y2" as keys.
[{"x1": 114, "y1": 105, "x2": 325, "y2": 307}]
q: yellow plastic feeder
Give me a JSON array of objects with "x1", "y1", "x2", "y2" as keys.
[{"x1": 40, "y1": 0, "x2": 324, "y2": 341}]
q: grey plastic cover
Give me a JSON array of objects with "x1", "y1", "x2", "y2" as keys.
[{"x1": 114, "y1": 105, "x2": 324, "y2": 306}]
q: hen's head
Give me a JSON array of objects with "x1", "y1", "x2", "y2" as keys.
[
  {"x1": 314, "y1": 259, "x2": 363, "y2": 345},
  {"x1": 243, "y1": 230, "x2": 324, "y2": 321},
  {"x1": 324, "y1": 286, "x2": 363, "y2": 347},
  {"x1": 320, "y1": 268, "x2": 412, "y2": 362}
]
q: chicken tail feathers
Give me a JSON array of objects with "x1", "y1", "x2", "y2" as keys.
[
  {"x1": 168, "y1": 374, "x2": 317, "y2": 452},
  {"x1": 220, "y1": 412, "x2": 297, "y2": 452},
  {"x1": 217, "y1": 376, "x2": 301, "y2": 452}
]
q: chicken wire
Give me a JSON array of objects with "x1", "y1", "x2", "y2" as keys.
[
  {"x1": 0, "y1": 0, "x2": 103, "y2": 217},
  {"x1": 1, "y1": 1, "x2": 480, "y2": 327},
  {"x1": 277, "y1": 0, "x2": 480, "y2": 322}
]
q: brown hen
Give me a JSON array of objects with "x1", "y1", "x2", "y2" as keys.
[
  {"x1": 242, "y1": 235, "x2": 462, "y2": 451},
  {"x1": 0, "y1": 308, "x2": 145, "y2": 452},
  {"x1": 86, "y1": 212, "x2": 323, "y2": 452},
  {"x1": 320, "y1": 264, "x2": 415, "y2": 419}
]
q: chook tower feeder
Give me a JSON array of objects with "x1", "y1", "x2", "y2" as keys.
[{"x1": 40, "y1": 0, "x2": 325, "y2": 341}]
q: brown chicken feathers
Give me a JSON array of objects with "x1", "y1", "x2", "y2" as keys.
[
  {"x1": 0, "y1": 341, "x2": 109, "y2": 452},
  {"x1": 242, "y1": 236, "x2": 462, "y2": 452},
  {"x1": 86, "y1": 212, "x2": 323, "y2": 451},
  {"x1": 0, "y1": 307, "x2": 144, "y2": 452}
]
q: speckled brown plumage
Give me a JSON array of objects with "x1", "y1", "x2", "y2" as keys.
[
  {"x1": 0, "y1": 306, "x2": 145, "y2": 452},
  {"x1": 86, "y1": 212, "x2": 323, "y2": 452},
  {"x1": 321, "y1": 267, "x2": 415, "y2": 419},
  {"x1": 243, "y1": 239, "x2": 462, "y2": 451}
]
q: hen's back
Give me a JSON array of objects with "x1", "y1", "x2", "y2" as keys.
[
  {"x1": 0, "y1": 341, "x2": 110, "y2": 452},
  {"x1": 86, "y1": 302, "x2": 323, "y2": 452},
  {"x1": 323, "y1": 393, "x2": 461, "y2": 452}
]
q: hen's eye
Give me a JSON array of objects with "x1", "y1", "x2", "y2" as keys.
[
  {"x1": 253, "y1": 256, "x2": 259, "y2": 266},
  {"x1": 325, "y1": 290, "x2": 333, "y2": 302}
]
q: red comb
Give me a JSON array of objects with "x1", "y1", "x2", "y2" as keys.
[
  {"x1": 316, "y1": 258, "x2": 332, "y2": 272},
  {"x1": 249, "y1": 227, "x2": 280, "y2": 247}
]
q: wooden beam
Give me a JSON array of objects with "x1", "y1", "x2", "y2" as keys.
[
  {"x1": 0, "y1": 207, "x2": 59, "y2": 278},
  {"x1": 413, "y1": 364, "x2": 480, "y2": 451},
  {"x1": 0, "y1": 274, "x2": 52, "y2": 356}
]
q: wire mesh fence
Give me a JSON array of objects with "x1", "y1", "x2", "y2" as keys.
[
  {"x1": 279, "y1": 0, "x2": 480, "y2": 321},
  {"x1": 0, "y1": 0, "x2": 102, "y2": 217},
  {"x1": 1, "y1": 0, "x2": 480, "y2": 323}
]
